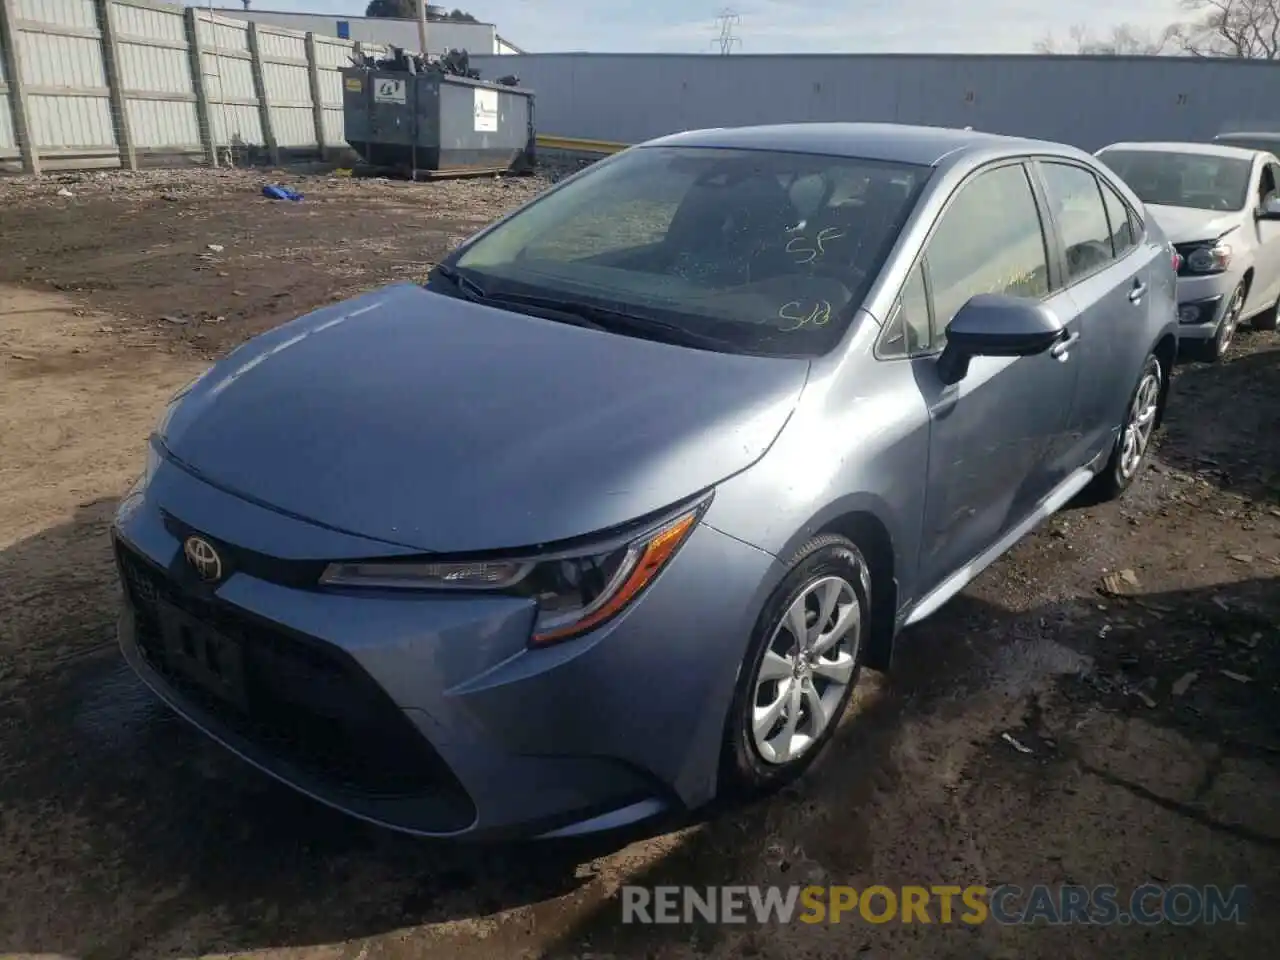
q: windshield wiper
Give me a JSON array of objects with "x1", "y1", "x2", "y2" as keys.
[
  {"x1": 432, "y1": 268, "x2": 746, "y2": 352},
  {"x1": 582, "y1": 307, "x2": 748, "y2": 353},
  {"x1": 431, "y1": 264, "x2": 487, "y2": 300},
  {"x1": 474, "y1": 290, "x2": 747, "y2": 353}
]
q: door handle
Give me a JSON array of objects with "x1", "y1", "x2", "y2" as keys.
[
  {"x1": 1128, "y1": 282, "x2": 1148, "y2": 303},
  {"x1": 1050, "y1": 330, "x2": 1080, "y2": 360}
]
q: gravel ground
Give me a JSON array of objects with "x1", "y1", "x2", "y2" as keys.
[{"x1": 0, "y1": 167, "x2": 1277, "y2": 960}]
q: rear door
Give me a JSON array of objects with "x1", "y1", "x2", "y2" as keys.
[{"x1": 1031, "y1": 159, "x2": 1153, "y2": 470}]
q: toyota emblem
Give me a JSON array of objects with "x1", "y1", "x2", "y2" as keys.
[{"x1": 183, "y1": 535, "x2": 223, "y2": 583}]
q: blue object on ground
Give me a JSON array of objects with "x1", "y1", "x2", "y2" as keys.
[{"x1": 262, "y1": 184, "x2": 303, "y2": 201}]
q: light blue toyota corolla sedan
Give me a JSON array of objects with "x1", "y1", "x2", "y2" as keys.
[{"x1": 113, "y1": 123, "x2": 1179, "y2": 841}]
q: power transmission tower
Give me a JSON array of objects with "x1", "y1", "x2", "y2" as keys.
[{"x1": 711, "y1": 8, "x2": 741, "y2": 54}]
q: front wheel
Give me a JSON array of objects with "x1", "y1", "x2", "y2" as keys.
[
  {"x1": 1082, "y1": 352, "x2": 1164, "y2": 503},
  {"x1": 719, "y1": 534, "x2": 869, "y2": 799},
  {"x1": 1192, "y1": 282, "x2": 1245, "y2": 361},
  {"x1": 1253, "y1": 298, "x2": 1279, "y2": 331}
]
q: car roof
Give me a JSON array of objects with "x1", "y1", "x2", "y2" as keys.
[
  {"x1": 1100, "y1": 140, "x2": 1259, "y2": 161},
  {"x1": 1215, "y1": 131, "x2": 1280, "y2": 142},
  {"x1": 639, "y1": 122, "x2": 1071, "y2": 167}
]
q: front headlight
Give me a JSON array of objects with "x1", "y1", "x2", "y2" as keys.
[
  {"x1": 1185, "y1": 242, "x2": 1232, "y2": 273},
  {"x1": 124, "y1": 440, "x2": 162, "y2": 500},
  {"x1": 320, "y1": 498, "x2": 709, "y2": 646}
]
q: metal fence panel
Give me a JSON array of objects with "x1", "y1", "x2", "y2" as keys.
[
  {"x1": 112, "y1": 0, "x2": 200, "y2": 153},
  {"x1": 13, "y1": 0, "x2": 115, "y2": 156},
  {"x1": 195, "y1": 8, "x2": 259, "y2": 155},
  {"x1": 209, "y1": 100, "x2": 262, "y2": 146},
  {"x1": 269, "y1": 105, "x2": 313, "y2": 146},
  {"x1": 117, "y1": 40, "x2": 190, "y2": 94},
  {"x1": 126, "y1": 96, "x2": 198, "y2": 148},
  {"x1": 111, "y1": 0, "x2": 182, "y2": 43},
  {"x1": 257, "y1": 25, "x2": 304, "y2": 62},
  {"x1": 0, "y1": 0, "x2": 355, "y2": 169},
  {"x1": 194, "y1": 9, "x2": 249, "y2": 55},
  {"x1": 257, "y1": 24, "x2": 315, "y2": 150},
  {"x1": 0, "y1": 25, "x2": 13, "y2": 154},
  {"x1": 313, "y1": 34, "x2": 353, "y2": 146},
  {"x1": 0, "y1": 100, "x2": 15, "y2": 153},
  {"x1": 201, "y1": 49, "x2": 256, "y2": 102},
  {"x1": 27, "y1": 93, "x2": 114, "y2": 149},
  {"x1": 14, "y1": 0, "x2": 96, "y2": 30},
  {"x1": 18, "y1": 30, "x2": 107, "y2": 87},
  {"x1": 262, "y1": 60, "x2": 310, "y2": 103},
  {"x1": 469, "y1": 52, "x2": 1280, "y2": 152},
  {"x1": 321, "y1": 107, "x2": 343, "y2": 146},
  {"x1": 313, "y1": 35, "x2": 353, "y2": 70}
]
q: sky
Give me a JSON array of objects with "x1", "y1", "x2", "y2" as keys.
[{"x1": 227, "y1": 0, "x2": 1195, "y2": 54}]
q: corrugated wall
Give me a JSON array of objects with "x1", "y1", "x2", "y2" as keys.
[
  {"x1": 0, "y1": 0, "x2": 376, "y2": 169},
  {"x1": 209, "y1": 9, "x2": 501, "y2": 56},
  {"x1": 194, "y1": 8, "x2": 262, "y2": 146},
  {"x1": 13, "y1": 0, "x2": 116, "y2": 157},
  {"x1": 256, "y1": 23, "x2": 314, "y2": 148},
  {"x1": 111, "y1": 0, "x2": 199, "y2": 152},
  {"x1": 469, "y1": 53, "x2": 1280, "y2": 152},
  {"x1": 0, "y1": 25, "x2": 15, "y2": 156},
  {"x1": 313, "y1": 33, "x2": 355, "y2": 147},
  {"x1": 9, "y1": 10, "x2": 1280, "y2": 172}
]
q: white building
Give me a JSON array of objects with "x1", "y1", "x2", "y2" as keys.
[{"x1": 210, "y1": 7, "x2": 524, "y2": 56}]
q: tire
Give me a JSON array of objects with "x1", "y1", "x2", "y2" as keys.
[
  {"x1": 1083, "y1": 351, "x2": 1165, "y2": 503},
  {"x1": 1254, "y1": 299, "x2": 1279, "y2": 331},
  {"x1": 719, "y1": 533, "x2": 869, "y2": 799},
  {"x1": 1191, "y1": 282, "x2": 1245, "y2": 362}
]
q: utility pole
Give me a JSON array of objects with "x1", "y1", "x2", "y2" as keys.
[
  {"x1": 711, "y1": 8, "x2": 741, "y2": 54},
  {"x1": 417, "y1": 0, "x2": 429, "y2": 55}
]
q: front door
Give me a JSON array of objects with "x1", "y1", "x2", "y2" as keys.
[
  {"x1": 1246, "y1": 159, "x2": 1280, "y2": 312},
  {"x1": 909, "y1": 161, "x2": 1082, "y2": 596}
]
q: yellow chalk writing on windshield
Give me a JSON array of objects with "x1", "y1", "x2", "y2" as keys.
[
  {"x1": 777, "y1": 300, "x2": 832, "y2": 331},
  {"x1": 785, "y1": 227, "x2": 845, "y2": 265}
]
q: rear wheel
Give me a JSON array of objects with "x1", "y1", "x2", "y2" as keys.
[
  {"x1": 720, "y1": 534, "x2": 868, "y2": 799},
  {"x1": 1083, "y1": 352, "x2": 1164, "y2": 503}
]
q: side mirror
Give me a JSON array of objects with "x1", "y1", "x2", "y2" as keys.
[
  {"x1": 1256, "y1": 195, "x2": 1280, "y2": 219},
  {"x1": 937, "y1": 294, "x2": 1065, "y2": 385}
]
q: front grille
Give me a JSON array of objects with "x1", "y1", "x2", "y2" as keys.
[{"x1": 117, "y1": 540, "x2": 471, "y2": 806}]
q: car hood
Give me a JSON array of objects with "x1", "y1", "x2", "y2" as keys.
[
  {"x1": 160, "y1": 283, "x2": 810, "y2": 553},
  {"x1": 1146, "y1": 204, "x2": 1244, "y2": 245}
]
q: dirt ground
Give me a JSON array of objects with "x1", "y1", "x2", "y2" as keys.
[{"x1": 0, "y1": 167, "x2": 1278, "y2": 960}]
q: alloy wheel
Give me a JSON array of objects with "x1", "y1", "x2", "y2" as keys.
[
  {"x1": 1119, "y1": 357, "x2": 1162, "y2": 479},
  {"x1": 1217, "y1": 286, "x2": 1245, "y2": 356},
  {"x1": 750, "y1": 575, "x2": 860, "y2": 764}
]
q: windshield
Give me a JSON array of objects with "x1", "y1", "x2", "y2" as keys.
[
  {"x1": 1099, "y1": 149, "x2": 1252, "y2": 212},
  {"x1": 448, "y1": 145, "x2": 929, "y2": 356}
]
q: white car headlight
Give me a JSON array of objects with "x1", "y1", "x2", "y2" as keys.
[
  {"x1": 320, "y1": 498, "x2": 709, "y2": 646},
  {"x1": 1185, "y1": 242, "x2": 1232, "y2": 273}
]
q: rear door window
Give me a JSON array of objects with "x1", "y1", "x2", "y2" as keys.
[
  {"x1": 1038, "y1": 162, "x2": 1115, "y2": 282},
  {"x1": 1098, "y1": 179, "x2": 1137, "y2": 259}
]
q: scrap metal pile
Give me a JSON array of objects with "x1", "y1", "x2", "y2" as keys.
[{"x1": 348, "y1": 46, "x2": 520, "y2": 87}]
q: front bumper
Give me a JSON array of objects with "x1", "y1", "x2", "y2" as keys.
[
  {"x1": 113, "y1": 453, "x2": 780, "y2": 841},
  {"x1": 1173, "y1": 271, "x2": 1235, "y2": 341}
]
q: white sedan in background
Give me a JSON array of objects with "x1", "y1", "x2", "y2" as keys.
[{"x1": 1096, "y1": 141, "x2": 1280, "y2": 361}]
